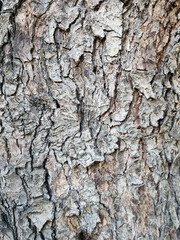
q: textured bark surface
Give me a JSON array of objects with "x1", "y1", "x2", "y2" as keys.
[{"x1": 0, "y1": 0, "x2": 180, "y2": 239}]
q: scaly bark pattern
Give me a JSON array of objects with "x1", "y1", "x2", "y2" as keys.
[{"x1": 0, "y1": 0, "x2": 180, "y2": 239}]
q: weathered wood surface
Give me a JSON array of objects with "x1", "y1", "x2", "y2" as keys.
[{"x1": 0, "y1": 0, "x2": 180, "y2": 239}]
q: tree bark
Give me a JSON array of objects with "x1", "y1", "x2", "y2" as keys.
[{"x1": 0, "y1": 0, "x2": 180, "y2": 239}]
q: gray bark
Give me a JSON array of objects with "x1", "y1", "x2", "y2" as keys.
[{"x1": 0, "y1": 0, "x2": 180, "y2": 239}]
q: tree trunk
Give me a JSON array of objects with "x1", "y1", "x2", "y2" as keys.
[{"x1": 0, "y1": 0, "x2": 179, "y2": 239}]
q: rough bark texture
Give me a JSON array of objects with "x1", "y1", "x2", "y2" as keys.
[{"x1": 0, "y1": 0, "x2": 180, "y2": 239}]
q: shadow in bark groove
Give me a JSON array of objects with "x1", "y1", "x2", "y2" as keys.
[
  {"x1": 1, "y1": 212, "x2": 11, "y2": 229},
  {"x1": 0, "y1": 1, "x2": 3, "y2": 12},
  {"x1": 78, "y1": 231, "x2": 91, "y2": 240}
]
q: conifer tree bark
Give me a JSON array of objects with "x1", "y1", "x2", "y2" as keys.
[{"x1": 0, "y1": 0, "x2": 180, "y2": 239}]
